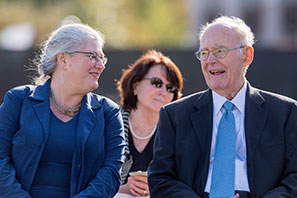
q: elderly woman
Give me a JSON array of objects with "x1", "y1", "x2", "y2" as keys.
[
  {"x1": 0, "y1": 23, "x2": 125, "y2": 198},
  {"x1": 115, "y1": 50, "x2": 183, "y2": 197}
]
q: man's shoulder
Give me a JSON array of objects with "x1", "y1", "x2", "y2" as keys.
[
  {"x1": 248, "y1": 86, "x2": 297, "y2": 116},
  {"x1": 164, "y1": 90, "x2": 209, "y2": 111},
  {"x1": 251, "y1": 86, "x2": 297, "y2": 105}
]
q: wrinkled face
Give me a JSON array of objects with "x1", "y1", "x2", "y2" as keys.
[
  {"x1": 135, "y1": 64, "x2": 174, "y2": 113},
  {"x1": 65, "y1": 40, "x2": 105, "y2": 94},
  {"x1": 199, "y1": 24, "x2": 247, "y2": 99}
]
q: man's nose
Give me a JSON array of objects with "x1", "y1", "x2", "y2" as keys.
[{"x1": 206, "y1": 52, "x2": 217, "y2": 63}]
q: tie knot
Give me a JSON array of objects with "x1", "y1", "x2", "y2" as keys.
[{"x1": 223, "y1": 101, "x2": 234, "y2": 111}]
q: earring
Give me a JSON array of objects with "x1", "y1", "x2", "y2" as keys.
[{"x1": 61, "y1": 65, "x2": 65, "y2": 69}]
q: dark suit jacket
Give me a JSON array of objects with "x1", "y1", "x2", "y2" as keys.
[
  {"x1": 148, "y1": 84, "x2": 297, "y2": 198},
  {"x1": 0, "y1": 80, "x2": 125, "y2": 198}
]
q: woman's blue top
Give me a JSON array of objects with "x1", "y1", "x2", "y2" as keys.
[{"x1": 29, "y1": 111, "x2": 78, "y2": 198}]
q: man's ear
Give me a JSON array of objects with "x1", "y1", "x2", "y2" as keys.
[{"x1": 243, "y1": 46, "x2": 254, "y2": 66}]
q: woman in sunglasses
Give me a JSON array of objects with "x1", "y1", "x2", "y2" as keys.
[
  {"x1": 0, "y1": 23, "x2": 125, "y2": 197},
  {"x1": 115, "y1": 50, "x2": 183, "y2": 197}
]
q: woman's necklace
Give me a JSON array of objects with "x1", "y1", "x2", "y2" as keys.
[
  {"x1": 50, "y1": 89, "x2": 81, "y2": 117},
  {"x1": 128, "y1": 118, "x2": 156, "y2": 140}
]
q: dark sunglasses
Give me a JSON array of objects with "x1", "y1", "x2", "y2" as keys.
[{"x1": 143, "y1": 77, "x2": 178, "y2": 93}]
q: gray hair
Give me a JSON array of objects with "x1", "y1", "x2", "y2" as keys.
[
  {"x1": 199, "y1": 16, "x2": 255, "y2": 46},
  {"x1": 33, "y1": 23, "x2": 105, "y2": 84}
]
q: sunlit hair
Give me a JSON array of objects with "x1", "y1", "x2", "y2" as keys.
[
  {"x1": 117, "y1": 50, "x2": 183, "y2": 110},
  {"x1": 199, "y1": 16, "x2": 255, "y2": 47},
  {"x1": 32, "y1": 23, "x2": 105, "y2": 84}
]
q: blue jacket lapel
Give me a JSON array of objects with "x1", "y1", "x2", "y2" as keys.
[
  {"x1": 21, "y1": 80, "x2": 51, "y2": 190},
  {"x1": 72, "y1": 92, "x2": 102, "y2": 193},
  {"x1": 29, "y1": 80, "x2": 51, "y2": 145},
  {"x1": 76, "y1": 93, "x2": 101, "y2": 150}
]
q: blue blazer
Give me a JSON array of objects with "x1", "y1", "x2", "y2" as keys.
[
  {"x1": 148, "y1": 83, "x2": 297, "y2": 198},
  {"x1": 0, "y1": 80, "x2": 125, "y2": 198}
]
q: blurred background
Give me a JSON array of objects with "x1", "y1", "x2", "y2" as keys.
[{"x1": 0, "y1": 0, "x2": 296, "y2": 104}]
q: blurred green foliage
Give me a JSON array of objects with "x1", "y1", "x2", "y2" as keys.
[{"x1": 0, "y1": 0, "x2": 188, "y2": 49}]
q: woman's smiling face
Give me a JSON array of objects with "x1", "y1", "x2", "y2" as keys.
[
  {"x1": 135, "y1": 64, "x2": 174, "y2": 113},
  {"x1": 65, "y1": 39, "x2": 105, "y2": 94}
]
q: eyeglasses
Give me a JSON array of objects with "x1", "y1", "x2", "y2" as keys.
[
  {"x1": 68, "y1": 51, "x2": 108, "y2": 65},
  {"x1": 143, "y1": 77, "x2": 178, "y2": 93},
  {"x1": 194, "y1": 46, "x2": 244, "y2": 61}
]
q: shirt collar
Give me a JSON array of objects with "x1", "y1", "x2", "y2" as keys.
[{"x1": 212, "y1": 81, "x2": 247, "y2": 115}]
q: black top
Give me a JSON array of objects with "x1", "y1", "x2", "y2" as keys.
[
  {"x1": 128, "y1": 132, "x2": 155, "y2": 173},
  {"x1": 122, "y1": 132, "x2": 155, "y2": 184},
  {"x1": 121, "y1": 109, "x2": 156, "y2": 184}
]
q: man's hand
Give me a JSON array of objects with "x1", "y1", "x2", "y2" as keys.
[{"x1": 233, "y1": 193, "x2": 240, "y2": 198}]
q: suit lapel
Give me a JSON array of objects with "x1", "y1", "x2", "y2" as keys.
[
  {"x1": 76, "y1": 93, "x2": 97, "y2": 150},
  {"x1": 33, "y1": 101, "x2": 51, "y2": 142},
  {"x1": 23, "y1": 80, "x2": 51, "y2": 190},
  {"x1": 189, "y1": 90, "x2": 213, "y2": 192},
  {"x1": 72, "y1": 93, "x2": 101, "y2": 192},
  {"x1": 190, "y1": 90, "x2": 213, "y2": 154},
  {"x1": 30, "y1": 80, "x2": 51, "y2": 144},
  {"x1": 245, "y1": 84, "x2": 268, "y2": 160},
  {"x1": 245, "y1": 84, "x2": 268, "y2": 196}
]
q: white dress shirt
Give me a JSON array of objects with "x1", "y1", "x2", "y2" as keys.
[{"x1": 204, "y1": 82, "x2": 250, "y2": 192}]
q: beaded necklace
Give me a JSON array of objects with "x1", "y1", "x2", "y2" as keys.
[
  {"x1": 50, "y1": 89, "x2": 81, "y2": 117},
  {"x1": 128, "y1": 119, "x2": 156, "y2": 140}
]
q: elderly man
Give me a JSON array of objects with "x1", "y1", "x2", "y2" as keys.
[{"x1": 148, "y1": 16, "x2": 297, "y2": 198}]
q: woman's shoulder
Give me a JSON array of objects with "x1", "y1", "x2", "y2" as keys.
[
  {"x1": 9, "y1": 84, "x2": 36, "y2": 93},
  {"x1": 6, "y1": 84, "x2": 37, "y2": 101},
  {"x1": 121, "y1": 109, "x2": 130, "y2": 119},
  {"x1": 88, "y1": 92, "x2": 121, "y2": 110}
]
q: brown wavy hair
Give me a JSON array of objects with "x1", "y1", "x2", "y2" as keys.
[{"x1": 117, "y1": 50, "x2": 183, "y2": 110}]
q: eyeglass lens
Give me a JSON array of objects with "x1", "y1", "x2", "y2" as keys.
[
  {"x1": 144, "y1": 77, "x2": 177, "y2": 93},
  {"x1": 195, "y1": 46, "x2": 244, "y2": 61},
  {"x1": 70, "y1": 51, "x2": 107, "y2": 65},
  {"x1": 196, "y1": 49, "x2": 227, "y2": 61},
  {"x1": 87, "y1": 54, "x2": 107, "y2": 65}
]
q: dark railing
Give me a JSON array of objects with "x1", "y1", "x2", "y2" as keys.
[{"x1": 1, "y1": 49, "x2": 296, "y2": 104}]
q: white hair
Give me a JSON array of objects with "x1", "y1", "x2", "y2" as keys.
[
  {"x1": 199, "y1": 16, "x2": 255, "y2": 46},
  {"x1": 33, "y1": 23, "x2": 105, "y2": 84}
]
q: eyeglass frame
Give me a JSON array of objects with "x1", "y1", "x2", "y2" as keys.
[
  {"x1": 142, "y1": 77, "x2": 178, "y2": 93},
  {"x1": 194, "y1": 46, "x2": 245, "y2": 61},
  {"x1": 67, "y1": 51, "x2": 108, "y2": 65}
]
